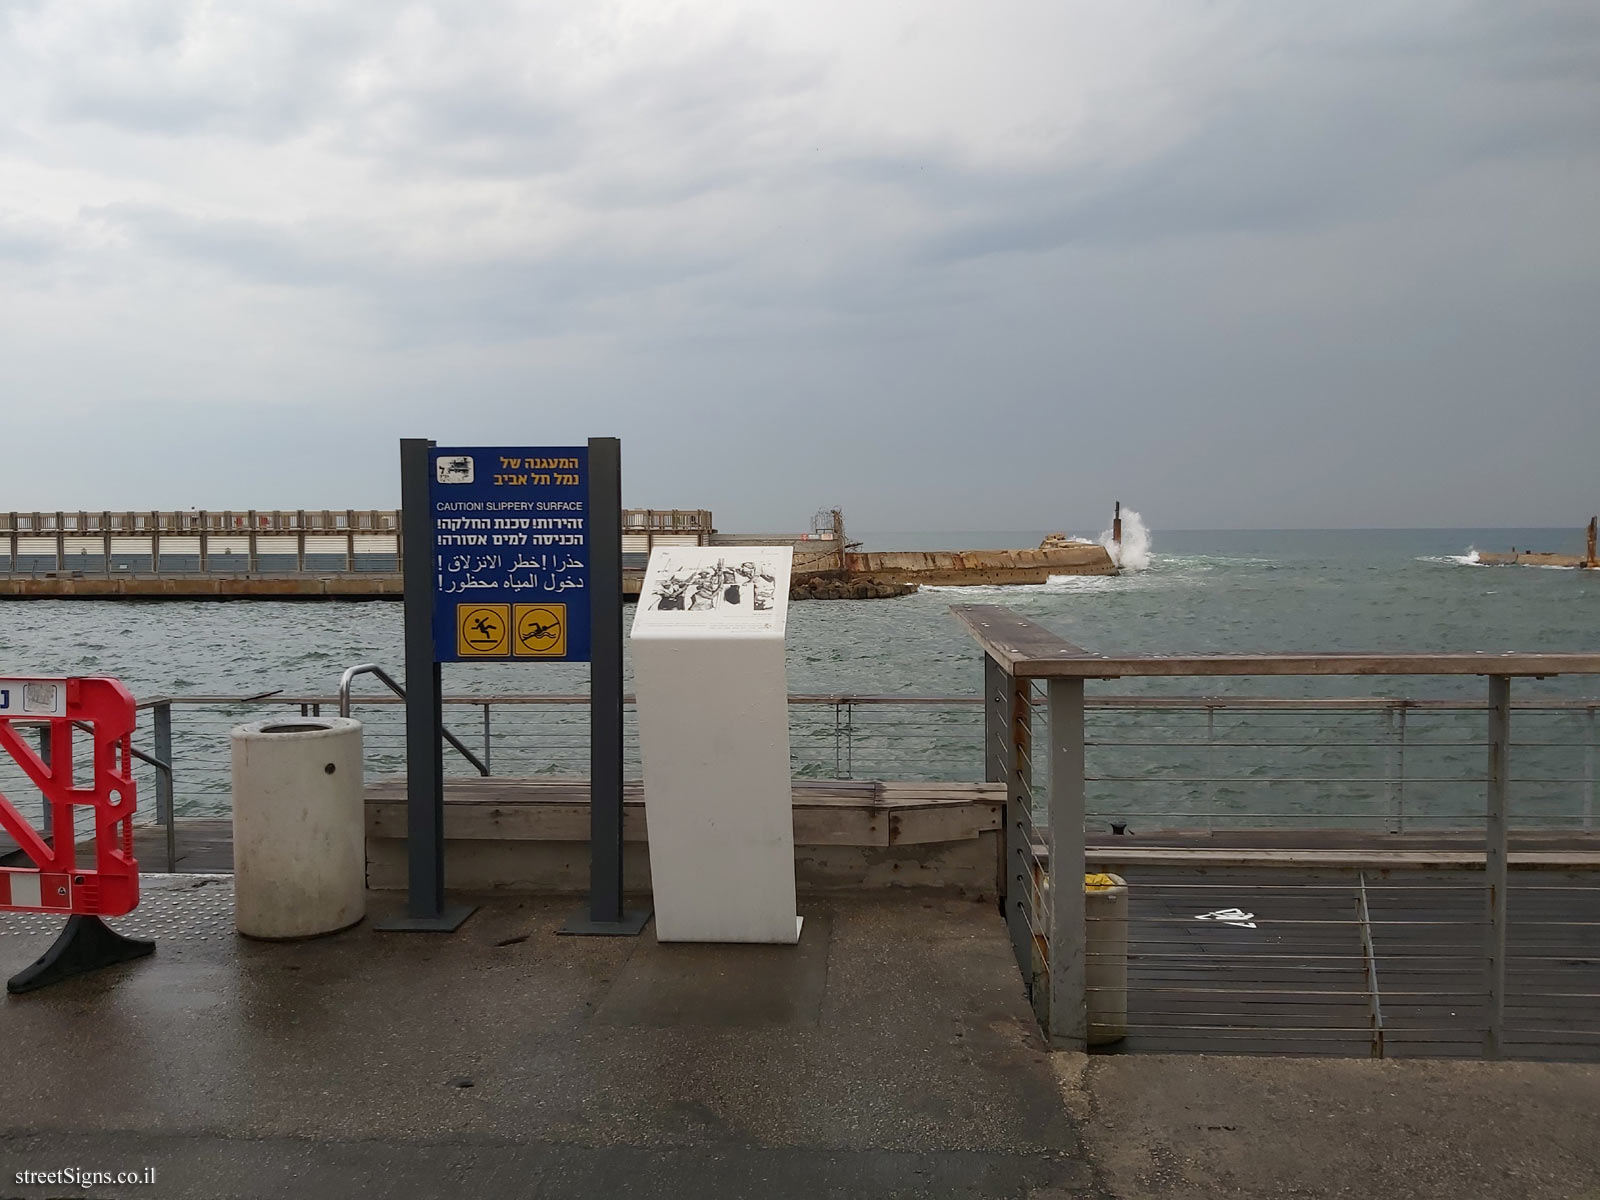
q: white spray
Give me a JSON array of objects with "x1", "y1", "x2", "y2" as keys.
[{"x1": 1100, "y1": 506, "x2": 1152, "y2": 571}]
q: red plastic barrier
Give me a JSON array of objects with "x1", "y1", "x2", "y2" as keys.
[{"x1": 0, "y1": 677, "x2": 141, "y2": 917}]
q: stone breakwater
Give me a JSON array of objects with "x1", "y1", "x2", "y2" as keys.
[{"x1": 790, "y1": 573, "x2": 918, "y2": 601}]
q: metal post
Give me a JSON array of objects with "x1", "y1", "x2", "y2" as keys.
[
  {"x1": 1384, "y1": 706, "x2": 1397, "y2": 832},
  {"x1": 591, "y1": 435, "x2": 624, "y2": 922},
  {"x1": 1012, "y1": 677, "x2": 1045, "y2": 1016},
  {"x1": 1205, "y1": 704, "x2": 1216, "y2": 834},
  {"x1": 1485, "y1": 674, "x2": 1510, "y2": 1059},
  {"x1": 481, "y1": 703, "x2": 492, "y2": 775},
  {"x1": 154, "y1": 702, "x2": 174, "y2": 871},
  {"x1": 562, "y1": 436, "x2": 648, "y2": 935},
  {"x1": 35, "y1": 725, "x2": 53, "y2": 845},
  {"x1": 376, "y1": 437, "x2": 472, "y2": 932},
  {"x1": 843, "y1": 700, "x2": 853, "y2": 778},
  {"x1": 833, "y1": 701, "x2": 842, "y2": 777},
  {"x1": 1585, "y1": 706, "x2": 1595, "y2": 833},
  {"x1": 1047, "y1": 677, "x2": 1088, "y2": 1051},
  {"x1": 985, "y1": 655, "x2": 1010, "y2": 914},
  {"x1": 1396, "y1": 705, "x2": 1408, "y2": 834},
  {"x1": 1001, "y1": 669, "x2": 1031, "y2": 989}
]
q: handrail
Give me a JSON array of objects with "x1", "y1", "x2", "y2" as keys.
[
  {"x1": 337, "y1": 664, "x2": 489, "y2": 776},
  {"x1": 140, "y1": 691, "x2": 1600, "y2": 711},
  {"x1": 951, "y1": 603, "x2": 1600, "y2": 679},
  {"x1": 338, "y1": 663, "x2": 402, "y2": 718},
  {"x1": 72, "y1": 718, "x2": 177, "y2": 873}
]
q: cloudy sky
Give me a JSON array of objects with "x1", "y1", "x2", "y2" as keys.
[{"x1": 2, "y1": 1, "x2": 1596, "y2": 531}]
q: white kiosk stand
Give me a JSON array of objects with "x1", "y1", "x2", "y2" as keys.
[{"x1": 631, "y1": 547, "x2": 801, "y2": 943}]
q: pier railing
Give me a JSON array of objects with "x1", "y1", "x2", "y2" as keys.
[
  {"x1": 10, "y1": 640, "x2": 1597, "y2": 1062},
  {"x1": 100, "y1": 689, "x2": 1599, "y2": 830},
  {"x1": 951, "y1": 603, "x2": 1600, "y2": 1062}
]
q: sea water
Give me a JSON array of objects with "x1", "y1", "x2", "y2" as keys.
[{"x1": 1, "y1": 526, "x2": 1595, "y2": 825}]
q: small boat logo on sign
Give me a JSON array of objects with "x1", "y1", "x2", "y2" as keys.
[
  {"x1": 436, "y1": 456, "x2": 475, "y2": 484},
  {"x1": 1196, "y1": 907, "x2": 1257, "y2": 929}
]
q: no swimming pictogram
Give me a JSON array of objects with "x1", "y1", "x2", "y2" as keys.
[{"x1": 514, "y1": 604, "x2": 566, "y2": 657}]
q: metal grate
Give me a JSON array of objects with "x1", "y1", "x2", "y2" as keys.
[{"x1": 0, "y1": 876, "x2": 234, "y2": 940}]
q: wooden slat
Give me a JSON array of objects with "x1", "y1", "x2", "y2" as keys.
[
  {"x1": 949, "y1": 604, "x2": 1096, "y2": 673},
  {"x1": 362, "y1": 777, "x2": 1001, "y2": 848},
  {"x1": 1086, "y1": 848, "x2": 1600, "y2": 869},
  {"x1": 888, "y1": 805, "x2": 981, "y2": 845},
  {"x1": 1031, "y1": 651, "x2": 1600, "y2": 679},
  {"x1": 951, "y1": 604, "x2": 1600, "y2": 679}
]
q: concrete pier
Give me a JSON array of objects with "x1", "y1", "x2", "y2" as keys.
[
  {"x1": 2, "y1": 877, "x2": 1597, "y2": 1198},
  {"x1": 0, "y1": 880, "x2": 1091, "y2": 1199}
]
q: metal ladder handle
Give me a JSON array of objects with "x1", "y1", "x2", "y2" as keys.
[{"x1": 338, "y1": 664, "x2": 490, "y2": 776}]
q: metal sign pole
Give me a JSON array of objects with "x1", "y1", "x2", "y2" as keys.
[
  {"x1": 562, "y1": 436, "x2": 650, "y2": 936},
  {"x1": 377, "y1": 438, "x2": 474, "y2": 932}
]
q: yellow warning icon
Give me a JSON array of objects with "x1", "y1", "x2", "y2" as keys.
[
  {"x1": 514, "y1": 604, "x2": 566, "y2": 657},
  {"x1": 456, "y1": 604, "x2": 510, "y2": 657}
]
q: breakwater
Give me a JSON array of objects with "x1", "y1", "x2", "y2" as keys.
[{"x1": 0, "y1": 507, "x2": 715, "y2": 600}]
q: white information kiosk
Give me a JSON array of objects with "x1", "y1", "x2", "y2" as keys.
[{"x1": 631, "y1": 547, "x2": 801, "y2": 943}]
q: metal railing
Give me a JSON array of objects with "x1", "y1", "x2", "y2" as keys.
[
  {"x1": 954, "y1": 602, "x2": 1600, "y2": 1062},
  {"x1": 112, "y1": 689, "x2": 1600, "y2": 828},
  {"x1": 337, "y1": 664, "x2": 488, "y2": 776},
  {"x1": 1, "y1": 723, "x2": 177, "y2": 873}
]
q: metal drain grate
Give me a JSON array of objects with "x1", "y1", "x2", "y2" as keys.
[{"x1": 0, "y1": 876, "x2": 235, "y2": 941}]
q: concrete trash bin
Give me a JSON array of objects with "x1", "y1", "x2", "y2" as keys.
[
  {"x1": 231, "y1": 716, "x2": 365, "y2": 939},
  {"x1": 1085, "y1": 873, "x2": 1128, "y2": 1046}
]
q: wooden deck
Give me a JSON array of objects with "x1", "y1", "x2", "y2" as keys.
[{"x1": 1106, "y1": 865, "x2": 1600, "y2": 1060}]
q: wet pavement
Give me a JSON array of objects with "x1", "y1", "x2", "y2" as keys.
[
  {"x1": 5, "y1": 879, "x2": 1599, "y2": 1199},
  {"x1": 0, "y1": 880, "x2": 1099, "y2": 1199}
]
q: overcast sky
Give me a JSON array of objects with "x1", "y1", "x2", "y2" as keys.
[{"x1": 2, "y1": 1, "x2": 1596, "y2": 531}]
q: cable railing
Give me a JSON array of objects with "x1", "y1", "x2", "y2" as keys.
[
  {"x1": 106, "y1": 689, "x2": 1599, "y2": 834},
  {"x1": 953, "y1": 602, "x2": 1600, "y2": 1063}
]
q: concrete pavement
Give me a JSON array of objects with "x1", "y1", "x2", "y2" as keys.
[
  {"x1": 2, "y1": 880, "x2": 1598, "y2": 1198},
  {"x1": 0, "y1": 883, "x2": 1098, "y2": 1199}
]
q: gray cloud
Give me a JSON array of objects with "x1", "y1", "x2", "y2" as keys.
[{"x1": 0, "y1": 1, "x2": 1596, "y2": 531}]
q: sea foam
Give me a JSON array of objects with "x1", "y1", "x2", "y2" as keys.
[{"x1": 1100, "y1": 508, "x2": 1152, "y2": 571}]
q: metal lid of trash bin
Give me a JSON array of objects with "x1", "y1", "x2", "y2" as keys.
[{"x1": 232, "y1": 716, "x2": 362, "y2": 739}]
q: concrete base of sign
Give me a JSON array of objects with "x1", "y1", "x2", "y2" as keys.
[
  {"x1": 631, "y1": 548, "x2": 800, "y2": 943},
  {"x1": 372, "y1": 905, "x2": 476, "y2": 933}
]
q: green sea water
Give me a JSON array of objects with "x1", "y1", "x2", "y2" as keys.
[{"x1": 1, "y1": 527, "x2": 1595, "y2": 825}]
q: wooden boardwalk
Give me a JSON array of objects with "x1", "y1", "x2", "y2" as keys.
[{"x1": 1102, "y1": 865, "x2": 1600, "y2": 1061}]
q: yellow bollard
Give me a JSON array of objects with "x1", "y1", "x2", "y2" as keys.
[{"x1": 1085, "y1": 873, "x2": 1128, "y2": 1045}]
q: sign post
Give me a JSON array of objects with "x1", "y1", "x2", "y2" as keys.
[
  {"x1": 561, "y1": 437, "x2": 650, "y2": 935},
  {"x1": 386, "y1": 436, "x2": 646, "y2": 935},
  {"x1": 378, "y1": 438, "x2": 473, "y2": 931}
]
